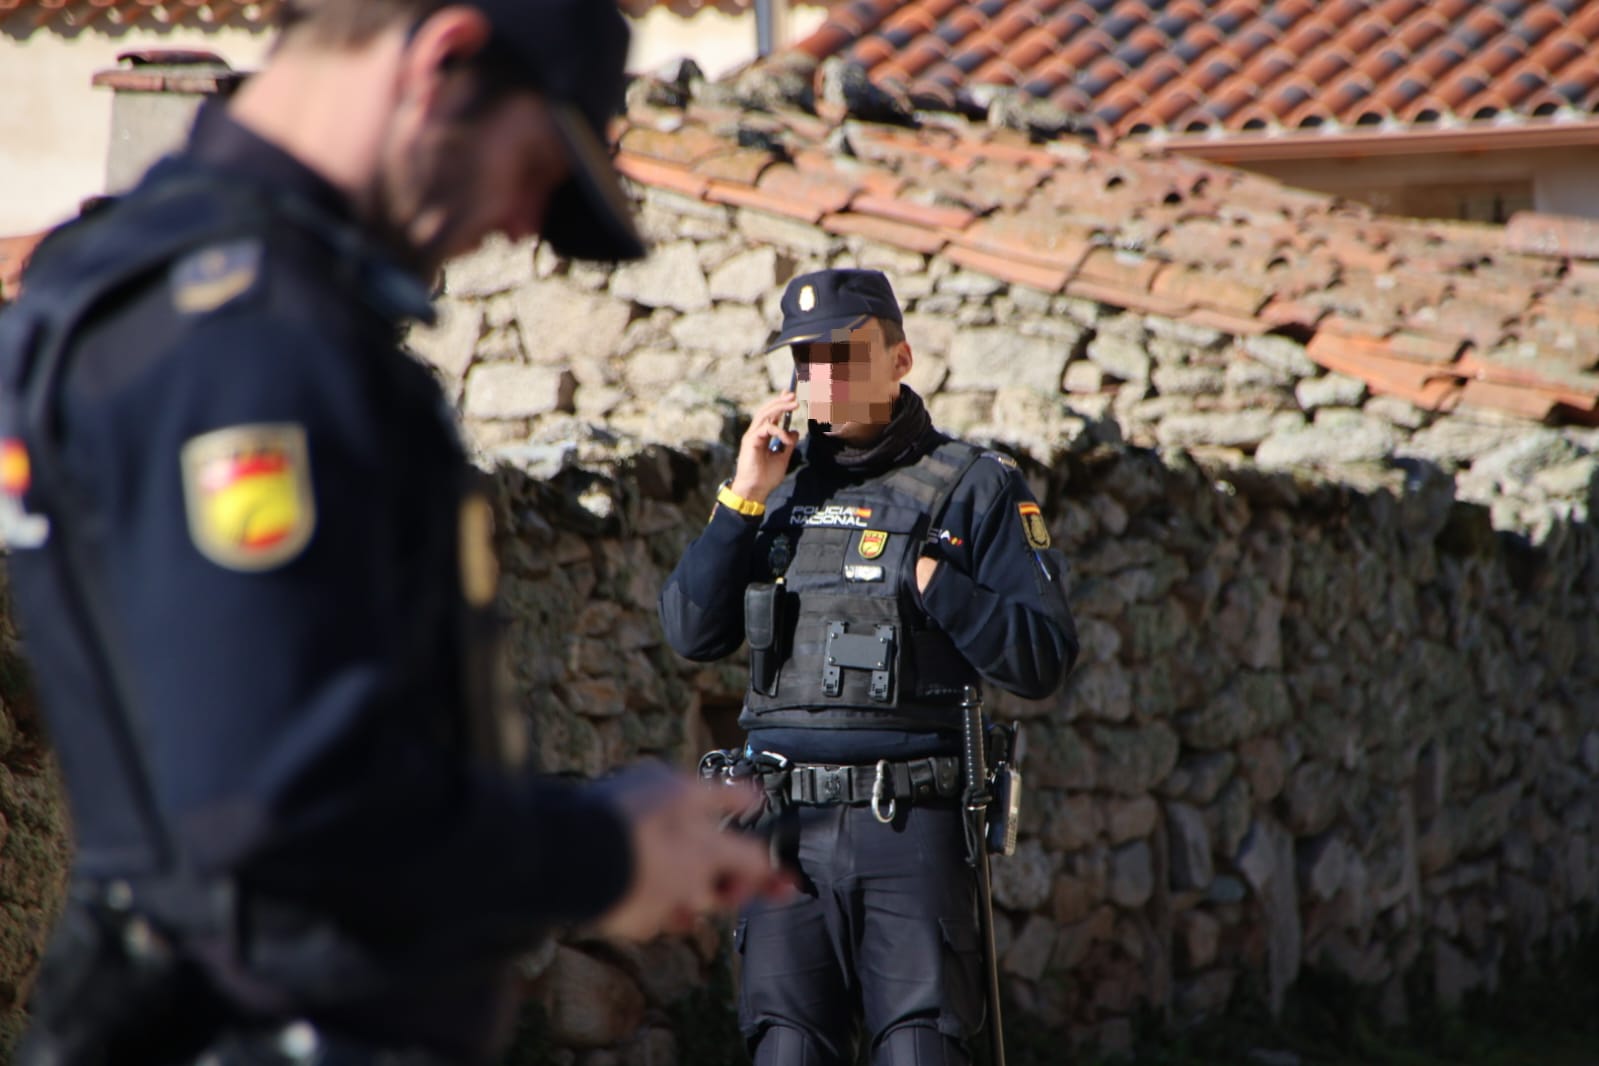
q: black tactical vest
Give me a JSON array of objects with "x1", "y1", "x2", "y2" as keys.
[{"x1": 742, "y1": 439, "x2": 984, "y2": 733}]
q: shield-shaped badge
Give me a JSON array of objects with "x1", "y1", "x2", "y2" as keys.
[
  {"x1": 769, "y1": 534, "x2": 793, "y2": 575},
  {"x1": 181, "y1": 423, "x2": 315, "y2": 571},
  {"x1": 858, "y1": 529, "x2": 888, "y2": 559},
  {"x1": 1017, "y1": 502, "x2": 1051, "y2": 551}
]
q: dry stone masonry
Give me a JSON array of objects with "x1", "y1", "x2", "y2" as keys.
[
  {"x1": 406, "y1": 182, "x2": 1599, "y2": 1061},
  {"x1": 0, "y1": 573, "x2": 70, "y2": 1053}
]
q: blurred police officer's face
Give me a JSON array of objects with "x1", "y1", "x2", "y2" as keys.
[
  {"x1": 230, "y1": 6, "x2": 583, "y2": 279},
  {"x1": 795, "y1": 318, "x2": 913, "y2": 440},
  {"x1": 370, "y1": 9, "x2": 573, "y2": 275}
]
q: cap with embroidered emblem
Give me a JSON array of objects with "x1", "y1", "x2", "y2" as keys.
[{"x1": 765, "y1": 269, "x2": 903, "y2": 352}]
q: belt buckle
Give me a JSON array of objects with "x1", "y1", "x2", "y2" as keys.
[{"x1": 871, "y1": 760, "x2": 896, "y2": 823}]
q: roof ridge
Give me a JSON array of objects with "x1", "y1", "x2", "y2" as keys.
[{"x1": 772, "y1": 0, "x2": 1599, "y2": 142}]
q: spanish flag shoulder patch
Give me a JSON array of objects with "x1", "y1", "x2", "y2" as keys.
[
  {"x1": 1017, "y1": 501, "x2": 1051, "y2": 551},
  {"x1": 181, "y1": 423, "x2": 315, "y2": 572}
]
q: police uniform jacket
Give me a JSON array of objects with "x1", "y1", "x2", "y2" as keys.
[
  {"x1": 0, "y1": 107, "x2": 632, "y2": 1059},
  {"x1": 659, "y1": 391, "x2": 1078, "y2": 763}
]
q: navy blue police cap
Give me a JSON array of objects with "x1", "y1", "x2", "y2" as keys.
[
  {"x1": 765, "y1": 269, "x2": 904, "y2": 353},
  {"x1": 471, "y1": 0, "x2": 645, "y2": 262}
]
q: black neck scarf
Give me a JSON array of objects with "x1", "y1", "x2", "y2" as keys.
[{"x1": 804, "y1": 386, "x2": 935, "y2": 478}]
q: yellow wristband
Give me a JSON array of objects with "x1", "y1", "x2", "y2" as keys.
[{"x1": 717, "y1": 481, "x2": 766, "y2": 517}]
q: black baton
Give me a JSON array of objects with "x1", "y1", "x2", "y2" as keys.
[{"x1": 962, "y1": 686, "x2": 1006, "y2": 1066}]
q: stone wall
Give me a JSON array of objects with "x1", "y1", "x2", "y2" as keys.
[
  {"x1": 419, "y1": 185, "x2": 1599, "y2": 541},
  {"x1": 0, "y1": 572, "x2": 70, "y2": 1055},
  {"x1": 4, "y1": 182, "x2": 1599, "y2": 1062},
  {"x1": 486, "y1": 429, "x2": 1599, "y2": 1061},
  {"x1": 415, "y1": 185, "x2": 1599, "y2": 1060}
]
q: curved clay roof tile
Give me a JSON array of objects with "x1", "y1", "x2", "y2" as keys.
[
  {"x1": 1322, "y1": 75, "x2": 1380, "y2": 121},
  {"x1": 1435, "y1": 68, "x2": 1493, "y2": 109},
  {"x1": 894, "y1": 37, "x2": 949, "y2": 79},
  {"x1": 850, "y1": 36, "x2": 898, "y2": 68},
  {"x1": 1500, "y1": 68, "x2": 1549, "y2": 107},
  {"x1": 1057, "y1": 33, "x2": 1113, "y2": 72},
  {"x1": 1231, "y1": 104, "x2": 1281, "y2": 132},
  {"x1": 1394, "y1": 11, "x2": 1450, "y2": 52},
  {"x1": 1144, "y1": 83, "x2": 1204, "y2": 127},
  {"x1": 1293, "y1": 48, "x2": 1353, "y2": 88}
]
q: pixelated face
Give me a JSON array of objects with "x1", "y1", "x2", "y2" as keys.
[{"x1": 794, "y1": 317, "x2": 905, "y2": 427}]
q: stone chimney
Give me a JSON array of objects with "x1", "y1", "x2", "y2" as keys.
[{"x1": 92, "y1": 50, "x2": 244, "y2": 195}]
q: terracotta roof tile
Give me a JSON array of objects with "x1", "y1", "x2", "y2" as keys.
[
  {"x1": 945, "y1": 244, "x2": 1074, "y2": 292},
  {"x1": 851, "y1": 192, "x2": 978, "y2": 231},
  {"x1": 705, "y1": 179, "x2": 824, "y2": 221},
  {"x1": 758, "y1": 165, "x2": 860, "y2": 215},
  {"x1": 1409, "y1": 301, "x2": 1514, "y2": 350},
  {"x1": 1076, "y1": 246, "x2": 1164, "y2": 293},
  {"x1": 1258, "y1": 296, "x2": 1333, "y2": 329},
  {"x1": 820, "y1": 211, "x2": 949, "y2": 254},
  {"x1": 1177, "y1": 307, "x2": 1272, "y2": 335},
  {"x1": 955, "y1": 213, "x2": 1098, "y2": 271},
  {"x1": 1064, "y1": 277, "x2": 1188, "y2": 317},
  {"x1": 1385, "y1": 329, "x2": 1468, "y2": 365},
  {"x1": 1307, "y1": 332, "x2": 1464, "y2": 406},
  {"x1": 1151, "y1": 265, "x2": 1271, "y2": 318},
  {"x1": 612, "y1": 88, "x2": 1599, "y2": 424},
  {"x1": 1458, "y1": 347, "x2": 1599, "y2": 403},
  {"x1": 1505, "y1": 211, "x2": 1599, "y2": 259},
  {"x1": 791, "y1": 0, "x2": 1599, "y2": 140},
  {"x1": 0, "y1": 0, "x2": 274, "y2": 31},
  {"x1": 693, "y1": 148, "x2": 780, "y2": 185},
  {"x1": 616, "y1": 154, "x2": 708, "y2": 199},
  {"x1": 1459, "y1": 379, "x2": 1564, "y2": 421},
  {"x1": 620, "y1": 126, "x2": 727, "y2": 168},
  {"x1": 1527, "y1": 298, "x2": 1599, "y2": 341}
]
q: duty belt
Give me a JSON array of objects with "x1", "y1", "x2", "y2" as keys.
[{"x1": 785, "y1": 755, "x2": 963, "y2": 807}]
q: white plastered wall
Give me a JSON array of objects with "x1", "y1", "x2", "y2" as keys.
[
  {"x1": 0, "y1": 4, "x2": 835, "y2": 235},
  {"x1": 626, "y1": 4, "x2": 827, "y2": 80},
  {"x1": 1242, "y1": 146, "x2": 1599, "y2": 222},
  {"x1": 0, "y1": 25, "x2": 272, "y2": 234}
]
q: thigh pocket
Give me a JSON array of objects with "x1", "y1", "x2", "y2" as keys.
[
  {"x1": 733, "y1": 917, "x2": 751, "y2": 1032},
  {"x1": 936, "y1": 916, "x2": 986, "y2": 1039}
]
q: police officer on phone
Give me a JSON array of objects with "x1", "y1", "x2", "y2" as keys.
[
  {"x1": 660, "y1": 269, "x2": 1079, "y2": 1066},
  {"x1": 0, "y1": 2, "x2": 778, "y2": 1063}
]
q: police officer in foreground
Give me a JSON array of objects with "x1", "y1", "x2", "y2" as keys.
[
  {"x1": 0, "y1": 1, "x2": 781, "y2": 1063},
  {"x1": 659, "y1": 270, "x2": 1080, "y2": 1065}
]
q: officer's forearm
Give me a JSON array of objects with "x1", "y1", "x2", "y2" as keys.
[
  {"x1": 659, "y1": 507, "x2": 760, "y2": 659},
  {"x1": 922, "y1": 568, "x2": 1076, "y2": 698},
  {"x1": 236, "y1": 765, "x2": 634, "y2": 933}
]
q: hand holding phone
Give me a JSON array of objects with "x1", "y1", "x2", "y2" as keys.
[
  {"x1": 731, "y1": 383, "x2": 799, "y2": 506},
  {"x1": 768, "y1": 369, "x2": 798, "y2": 454}
]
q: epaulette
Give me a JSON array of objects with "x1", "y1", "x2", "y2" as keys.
[
  {"x1": 171, "y1": 238, "x2": 263, "y2": 316},
  {"x1": 981, "y1": 450, "x2": 1019, "y2": 470}
]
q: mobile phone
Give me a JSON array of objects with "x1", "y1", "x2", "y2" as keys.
[{"x1": 767, "y1": 369, "x2": 798, "y2": 454}]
